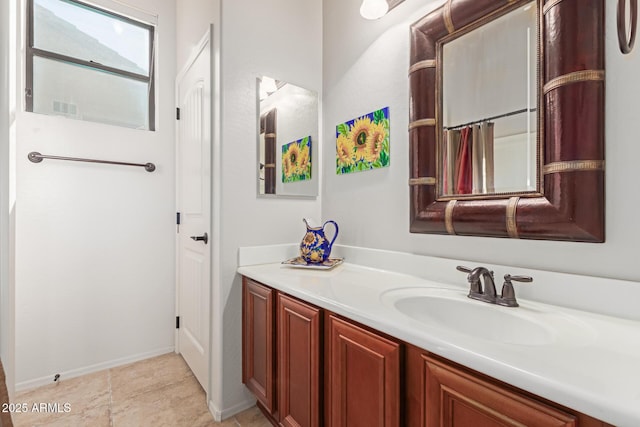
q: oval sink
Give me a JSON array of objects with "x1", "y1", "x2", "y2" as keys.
[{"x1": 381, "y1": 287, "x2": 595, "y2": 346}]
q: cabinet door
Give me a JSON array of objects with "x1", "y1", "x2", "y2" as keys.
[
  {"x1": 242, "y1": 278, "x2": 275, "y2": 413},
  {"x1": 419, "y1": 353, "x2": 577, "y2": 427},
  {"x1": 325, "y1": 314, "x2": 400, "y2": 427},
  {"x1": 278, "y1": 293, "x2": 321, "y2": 427}
]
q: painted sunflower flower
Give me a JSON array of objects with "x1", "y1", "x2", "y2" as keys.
[
  {"x1": 336, "y1": 134, "x2": 355, "y2": 167},
  {"x1": 299, "y1": 145, "x2": 310, "y2": 175},
  {"x1": 366, "y1": 122, "x2": 386, "y2": 163},
  {"x1": 349, "y1": 117, "x2": 374, "y2": 161},
  {"x1": 288, "y1": 143, "x2": 301, "y2": 172},
  {"x1": 303, "y1": 232, "x2": 316, "y2": 245},
  {"x1": 283, "y1": 154, "x2": 292, "y2": 178}
]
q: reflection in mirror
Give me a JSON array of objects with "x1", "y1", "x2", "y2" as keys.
[
  {"x1": 441, "y1": 2, "x2": 537, "y2": 197},
  {"x1": 259, "y1": 108, "x2": 277, "y2": 194},
  {"x1": 257, "y1": 76, "x2": 319, "y2": 197}
]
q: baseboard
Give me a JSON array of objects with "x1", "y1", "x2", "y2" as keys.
[
  {"x1": 15, "y1": 346, "x2": 175, "y2": 392},
  {"x1": 209, "y1": 397, "x2": 256, "y2": 422}
]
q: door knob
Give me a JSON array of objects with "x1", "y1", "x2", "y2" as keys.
[{"x1": 190, "y1": 232, "x2": 208, "y2": 244}]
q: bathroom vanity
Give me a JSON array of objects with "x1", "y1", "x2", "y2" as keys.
[{"x1": 238, "y1": 248, "x2": 639, "y2": 426}]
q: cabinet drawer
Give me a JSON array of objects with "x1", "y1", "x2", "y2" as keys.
[
  {"x1": 423, "y1": 355, "x2": 576, "y2": 426},
  {"x1": 403, "y1": 343, "x2": 611, "y2": 427}
]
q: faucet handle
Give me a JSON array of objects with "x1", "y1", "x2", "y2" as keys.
[
  {"x1": 505, "y1": 274, "x2": 533, "y2": 283},
  {"x1": 457, "y1": 266, "x2": 486, "y2": 298},
  {"x1": 456, "y1": 265, "x2": 473, "y2": 274},
  {"x1": 497, "y1": 274, "x2": 533, "y2": 307}
]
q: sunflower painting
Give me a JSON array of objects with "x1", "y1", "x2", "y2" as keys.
[
  {"x1": 282, "y1": 136, "x2": 312, "y2": 183},
  {"x1": 336, "y1": 107, "x2": 390, "y2": 174}
]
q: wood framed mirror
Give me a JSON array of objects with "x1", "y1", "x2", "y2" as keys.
[{"x1": 408, "y1": 0, "x2": 605, "y2": 242}]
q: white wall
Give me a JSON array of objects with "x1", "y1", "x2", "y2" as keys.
[
  {"x1": 14, "y1": 0, "x2": 177, "y2": 389},
  {"x1": 219, "y1": 0, "x2": 323, "y2": 407},
  {"x1": 175, "y1": 0, "x2": 322, "y2": 418},
  {"x1": 0, "y1": 0, "x2": 15, "y2": 396},
  {"x1": 219, "y1": 0, "x2": 322, "y2": 413},
  {"x1": 322, "y1": 0, "x2": 640, "y2": 283},
  {"x1": 0, "y1": 0, "x2": 7, "y2": 361},
  {"x1": 175, "y1": 0, "x2": 218, "y2": 74}
]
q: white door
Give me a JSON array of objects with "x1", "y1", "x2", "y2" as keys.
[{"x1": 176, "y1": 31, "x2": 212, "y2": 392}]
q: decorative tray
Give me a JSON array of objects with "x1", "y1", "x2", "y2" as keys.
[{"x1": 281, "y1": 257, "x2": 344, "y2": 270}]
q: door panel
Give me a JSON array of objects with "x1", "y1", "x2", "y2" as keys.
[
  {"x1": 176, "y1": 32, "x2": 211, "y2": 392},
  {"x1": 181, "y1": 249, "x2": 205, "y2": 355},
  {"x1": 278, "y1": 293, "x2": 321, "y2": 427}
]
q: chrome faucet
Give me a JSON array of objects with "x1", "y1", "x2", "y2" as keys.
[{"x1": 457, "y1": 266, "x2": 533, "y2": 307}]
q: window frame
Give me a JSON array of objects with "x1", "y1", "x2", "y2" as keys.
[{"x1": 25, "y1": 0, "x2": 156, "y2": 131}]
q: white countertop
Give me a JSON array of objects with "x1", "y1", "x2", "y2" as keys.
[{"x1": 237, "y1": 260, "x2": 640, "y2": 426}]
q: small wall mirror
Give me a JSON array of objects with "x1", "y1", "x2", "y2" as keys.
[
  {"x1": 257, "y1": 76, "x2": 319, "y2": 197},
  {"x1": 441, "y1": 3, "x2": 537, "y2": 196}
]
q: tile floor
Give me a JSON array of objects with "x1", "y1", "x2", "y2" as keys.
[{"x1": 12, "y1": 353, "x2": 271, "y2": 427}]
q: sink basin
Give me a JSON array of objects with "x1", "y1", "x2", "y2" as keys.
[{"x1": 381, "y1": 287, "x2": 595, "y2": 346}]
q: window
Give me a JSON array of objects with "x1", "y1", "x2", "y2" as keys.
[{"x1": 26, "y1": 0, "x2": 155, "y2": 130}]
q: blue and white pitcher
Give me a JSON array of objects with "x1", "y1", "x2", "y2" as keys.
[{"x1": 300, "y1": 218, "x2": 339, "y2": 263}]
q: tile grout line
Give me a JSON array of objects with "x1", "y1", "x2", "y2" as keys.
[{"x1": 107, "y1": 369, "x2": 114, "y2": 427}]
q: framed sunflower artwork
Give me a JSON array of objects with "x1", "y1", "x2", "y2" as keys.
[
  {"x1": 282, "y1": 136, "x2": 312, "y2": 183},
  {"x1": 336, "y1": 107, "x2": 390, "y2": 174}
]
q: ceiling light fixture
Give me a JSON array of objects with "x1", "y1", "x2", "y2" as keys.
[{"x1": 360, "y1": 0, "x2": 389, "y2": 20}]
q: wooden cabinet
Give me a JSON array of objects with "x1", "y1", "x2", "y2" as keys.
[
  {"x1": 325, "y1": 314, "x2": 401, "y2": 427},
  {"x1": 277, "y1": 293, "x2": 322, "y2": 427},
  {"x1": 242, "y1": 277, "x2": 321, "y2": 426},
  {"x1": 241, "y1": 276, "x2": 610, "y2": 427},
  {"x1": 406, "y1": 345, "x2": 612, "y2": 427},
  {"x1": 424, "y1": 356, "x2": 575, "y2": 427},
  {"x1": 242, "y1": 278, "x2": 276, "y2": 413}
]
